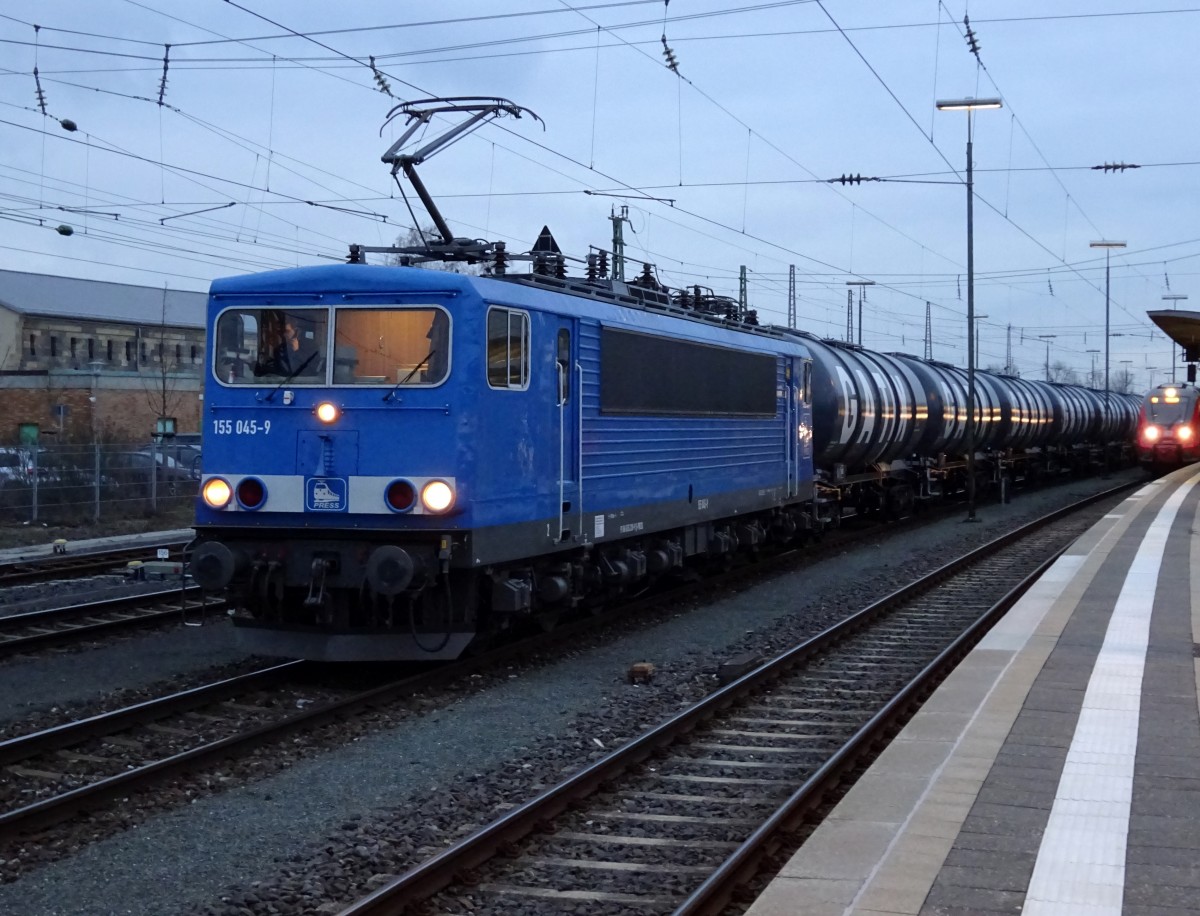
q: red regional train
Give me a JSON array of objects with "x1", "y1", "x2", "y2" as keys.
[{"x1": 1137, "y1": 383, "x2": 1200, "y2": 470}]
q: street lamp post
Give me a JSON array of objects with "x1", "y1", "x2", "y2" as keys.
[
  {"x1": 1089, "y1": 240, "x2": 1126, "y2": 444},
  {"x1": 937, "y1": 97, "x2": 1002, "y2": 522},
  {"x1": 1162, "y1": 293, "x2": 1188, "y2": 382}
]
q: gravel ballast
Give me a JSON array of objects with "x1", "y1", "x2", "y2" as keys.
[
  {"x1": 0, "y1": 472, "x2": 1146, "y2": 915},
  {"x1": 0, "y1": 614, "x2": 245, "y2": 728}
]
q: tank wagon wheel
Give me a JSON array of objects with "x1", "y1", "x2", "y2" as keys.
[
  {"x1": 884, "y1": 483, "x2": 915, "y2": 520},
  {"x1": 974, "y1": 468, "x2": 994, "y2": 499}
]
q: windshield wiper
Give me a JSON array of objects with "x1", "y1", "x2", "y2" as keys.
[
  {"x1": 383, "y1": 349, "x2": 433, "y2": 402},
  {"x1": 263, "y1": 352, "x2": 318, "y2": 402}
]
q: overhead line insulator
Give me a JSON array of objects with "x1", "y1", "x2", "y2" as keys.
[
  {"x1": 963, "y1": 15, "x2": 982, "y2": 61},
  {"x1": 828, "y1": 173, "x2": 877, "y2": 185},
  {"x1": 660, "y1": 35, "x2": 679, "y2": 74},
  {"x1": 157, "y1": 44, "x2": 170, "y2": 106},
  {"x1": 33, "y1": 66, "x2": 47, "y2": 115},
  {"x1": 369, "y1": 55, "x2": 394, "y2": 98}
]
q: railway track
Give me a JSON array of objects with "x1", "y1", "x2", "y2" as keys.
[
  {"x1": 0, "y1": 586, "x2": 225, "y2": 658},
  {"x1": 0, "y1": 480, "x2": 1134, "y2": 881},
  {"x1": 0, "y1": 536, "x2": 191, "y2": 587},
  {"x1": 0, "y1": 660, "x2": 321, "y2": 840},
  {"x1": 337, "y1": 485, "x2": 1130, "y2": 916},
  {"x1": 0, "y1": 518, "x2": 880, "y2": 850}
]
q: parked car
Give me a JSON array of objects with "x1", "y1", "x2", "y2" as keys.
[
  {"x1": 0, "y1": 447, "x2": 63, "y2": 489},
  {"x1": 106, "y1": 446, "x2": 201, "y2": 496},
  {"x1": 0, "y1": 448, "x2": 33, "y2": 489},
  {"x1": 0, "y1": 446, "x2": 121, "y2": 494}
]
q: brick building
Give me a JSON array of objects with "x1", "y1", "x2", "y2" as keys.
[{"x1": 0, "y1": 269, "x2": 208, "y2": 442}]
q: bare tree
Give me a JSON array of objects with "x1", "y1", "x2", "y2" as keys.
[
  {"x1": 1111, "y1": 368, "x2": 1137, "y2": 394},
  {"x1": 40, "y1": 372, "x2": 71, "y2": 438},
  {"x1": 141, "y1": 287, "x2": 185, "y2": 425},
  {"x1": 1047, "y1": 361, "x2": 1079, "y2": 384},
  {"x1": 388, "y1": 226, "x2": 482, "y2": 276}
]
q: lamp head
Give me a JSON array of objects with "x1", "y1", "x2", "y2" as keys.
[{"x1": 936, "y1": 97, "x2": 1003, "y2": 111}]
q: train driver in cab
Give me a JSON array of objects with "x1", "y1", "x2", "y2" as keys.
[
  {"x1": 257, "y1": 313, "x2": 323, "y2": 378},
  {"x1": 281, "y1": 318, "x2": 320, "y2": 374}
]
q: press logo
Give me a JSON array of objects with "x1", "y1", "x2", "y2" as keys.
[{"x1": 306, "y1": 477, "x2": 348, "y2": 512}]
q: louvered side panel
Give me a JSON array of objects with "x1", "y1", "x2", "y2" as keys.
[{"x1": 577, "y1": 321, "x2": 787, "y2": 507}]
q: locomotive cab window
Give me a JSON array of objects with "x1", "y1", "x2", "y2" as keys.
[
  {"x1": 487, "y1": 307, "x2": 529, "y2": 390},
  {"x1": 332, "y1": 307, "x2": 450, "y2": 386},
  {"x1": 214, "y1": 307, "x2": 329, "y2": 385}
]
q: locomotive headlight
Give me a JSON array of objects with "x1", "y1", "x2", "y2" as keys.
[
  {"x1": 1143, "y1": 425, "x2": 1161, "y2": 443},
  {"x1": 1178, "y1": 425, "x2": 1193, "y2": 442},
  {"x1": 315, "y1": 401, "x2": 340, "y2": 424},
  {"x1": 202, "y1": 477, "x2": 233, "y2": 509},
  {"x1": 421, "y1": 479, "x2": 455, "y2": 513}
]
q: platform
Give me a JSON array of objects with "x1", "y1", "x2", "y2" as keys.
[{"x1": 747, "y1": 465, "x2": 1200, "y2": 916}]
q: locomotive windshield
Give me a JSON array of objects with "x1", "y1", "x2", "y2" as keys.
[
  {"x1": 212, "y1": 306, "x2": 450, "y2": 387},
  {"x1": 332, "y1": 307, "x2": 450, "y2": 386},
  {"x1": 214, "y1": 307, "x2": 329, "y2": 385}
]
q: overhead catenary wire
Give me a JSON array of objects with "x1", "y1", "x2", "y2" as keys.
[{"x1": 0, "y1": 3, "x2": 1180, "y2": 376}]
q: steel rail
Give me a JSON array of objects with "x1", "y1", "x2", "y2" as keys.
[
  {"x1": 0, "y1": 536, "x2": 190, "y2": 586},
  {"x1": 0, "y1": 586, "x2": 225, "y2": 657},
  {"x1": 671, "y1": 547, "x2": 1062, "y2": 914},
  {"x1": 337, "y1": 479, "x2": 1138, "y2": 916},
  {"x1": 0, "y1": 660, "x2": 391, "y2": 840},
  {"x1": 0, "y1": 569, "x2": 744, "y2": 841},
  {"x1": 0, "y1": 660, "x2": 308, "y2": 768}
]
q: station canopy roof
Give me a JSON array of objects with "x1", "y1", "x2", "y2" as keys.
[{"x1": 1147, "y1": 309, "x2": 1200, "y2": 362}]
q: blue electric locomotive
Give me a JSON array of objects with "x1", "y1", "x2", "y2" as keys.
[{"x1": 192, "y1": 264, "x2": 819, "y2": 659}]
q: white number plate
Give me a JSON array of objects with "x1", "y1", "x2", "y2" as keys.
[{"x1": 212, "y1": 419, "x2": 271, "y2": 436}]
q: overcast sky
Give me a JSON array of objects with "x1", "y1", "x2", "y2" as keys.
[{"x1": 2, "y1": 1, "x2": 1197, "y2": 387}]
